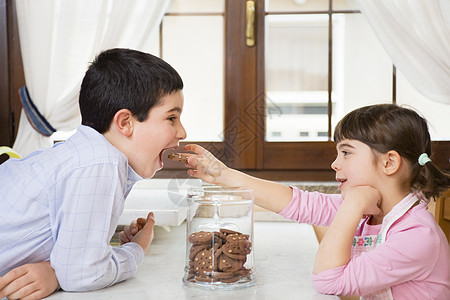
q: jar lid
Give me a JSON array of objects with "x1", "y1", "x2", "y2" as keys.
[{"x1": 188, "y1": 187, "x2": 254, "y2": 204}]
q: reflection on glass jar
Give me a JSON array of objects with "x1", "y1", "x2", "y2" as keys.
[{"x1": 182, "y1": 186, "x2": 255, "y2": 289}]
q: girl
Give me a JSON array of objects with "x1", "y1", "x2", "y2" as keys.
[{"x1": 179, "y1": 104, "x2": 450, "y2": 299}]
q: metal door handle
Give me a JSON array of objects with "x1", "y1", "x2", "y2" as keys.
[{"x1": 246, "y1": 0, "x2": 255, "y2": 47}]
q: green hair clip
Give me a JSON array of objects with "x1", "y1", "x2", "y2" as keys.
[{"x1": 418, "y1": 153, "x2": 431, "y2": 166}]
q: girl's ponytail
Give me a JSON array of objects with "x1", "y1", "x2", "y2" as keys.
[{"x1": 413, "y1": 153, "x2": 450, "y2": 199}]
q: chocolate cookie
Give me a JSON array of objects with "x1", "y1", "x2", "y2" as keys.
[
  {"x1": 188, "y1": 231, "x2": 215, "y2": 245},
  {"x1": 192, "y1": 249, "x2": 215, "y2": 274},
  {"x1": 187, "y1": 228, "x2": 252, "y2": 284},
  {"x1": 195, "y1": 274, "x2": 214, "y2": 282},
  {"x1": 211, "y1": 271, "x2": 237, "y2": 280},
  {"x1": 221, "y1": 236, "x2": 251, "y2": 260},
  {"x1": 189, "y1": 243, "x2": 209, "y2": 261},
  {"x1": 196, "y1": 271, "x2": 240, "y2": 283},
  {"x1": 217, "y1": 252, "x2": 244, "y2": 272},
  {"x1": 235, "y1": 268, "x2": 251, "y2": 276},
  {"x1": 213, "y1": 231, "x2": 227, "y2": 245},
  {"x1": 220, "y1": 228, "x2": 249, "y2": 239},
  {"x1": 219, "y1": 228, "x2": 241, "y2": 235},
  {"x1": 219, "y1": 275, "x2": 241, "y2": 283},
  {"x1": 193, "y1": 247, "x2": 222, "y2": 274}
]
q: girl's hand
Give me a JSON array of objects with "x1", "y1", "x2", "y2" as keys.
[
  {"x1": 119, "y1": 212, "x2": 155, "y2": 253},
  {"x1": 0, "y1": 261, "x2": 59, "y2": 300},
  {"x1": 314, "y1": 186, "x2": 382, "y2": 274},
  {"x1": 343, "y1": 185, "x2": 382, "y2": 217},
  {"x1": 182, "y1": 144, "x2": 232, "y2": 187},
  {"x1": 180, "y1": 144, "x2": 293, "y2": 213}
]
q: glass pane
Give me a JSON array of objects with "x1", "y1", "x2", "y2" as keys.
[
  {"x1": 333, "y1": 0, "x2": 359, "y2": 11},
  {"x1": 167, "y1": 0, "x2": 224, "y2": 13},
  {"x1": 162, "y1": 16, "x2": 224, "y2": 141},
  {"x1": 265, "y1": 14, "x2": 329, "y2": 141},
  {"x1": 267, "y1": 0, "x2": 359, "y2": 12},
  {"x1": 331, "y1": 13, "x2": 392, "y2": 136},
  {"x1": 267, "y1": 0, "x2": 328, "y2": 12},
  {"x1": 396, "y1": 70, "x2": 450, "y2": 140}
]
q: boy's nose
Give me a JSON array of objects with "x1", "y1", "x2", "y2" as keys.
[{"x1": 177, "y1": 123, "x2": 187, "y2": 140}]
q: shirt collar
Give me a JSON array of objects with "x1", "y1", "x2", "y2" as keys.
[
  {"x1": 77, "y1": 125, "x2": 143, "y2": 192},
  {"x1": 127, "y1": 165, "x2": 142, "y2": 186}
]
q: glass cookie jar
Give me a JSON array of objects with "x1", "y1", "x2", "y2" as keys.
[{"x1": 182, "y1": 186, "x2": 255, "y2": 289}]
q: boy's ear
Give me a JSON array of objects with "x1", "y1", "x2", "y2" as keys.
[
  {"x1": 112, "y1": 109, "x2": 134, "y2": 137},
  {"x1": 382, "y1": 150, "x2": 402, "y2": 176}
]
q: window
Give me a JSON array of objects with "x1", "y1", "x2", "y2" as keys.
[
  {"x1": 3, "y1": 1, "x2": 446, "y2": 179},
  {"x1": 161, "y1": 5, "x2": 225, "y2": 142},
  {"x1": 154, "y1": 0, "x2": 449, "y2": 181}
]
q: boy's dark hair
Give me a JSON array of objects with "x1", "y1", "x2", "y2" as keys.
[
  {"x1": 79, "y1": 48, "x2": 183, "y2": 133},
  {"x1": 334, "y1": 104, "x2": 450, "y2": 198}
]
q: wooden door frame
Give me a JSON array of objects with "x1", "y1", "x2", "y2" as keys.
[
  {"x1": 0, "y1": 0, "x2": 24, "y2": 151},
  {"x1": 1, "y1": 0, "x2": 448, "y2": 178}
]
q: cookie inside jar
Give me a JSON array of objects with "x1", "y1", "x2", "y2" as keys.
[
  {"x1": 185, "y1": 228, "x2": 253, "y2": 286},
  {"x1": 183, "y1": 187, "x2": 255, "y2": 289}
]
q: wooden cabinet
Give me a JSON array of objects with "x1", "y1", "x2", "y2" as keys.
[{"x1": 430, "y1": 189, "x2": 450, "y2": 243}]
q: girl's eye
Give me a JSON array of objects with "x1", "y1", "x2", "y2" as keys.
[
  {"x1": 168, "y1": 117, "x2": 177, "y2": 122},
  {"x1": 342, "y1": 151, "x2": 350, "y2": 156}
]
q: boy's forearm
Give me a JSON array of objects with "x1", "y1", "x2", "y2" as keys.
[{"x1": 223, "y1": 168, "x2": 293, "y2": 213}]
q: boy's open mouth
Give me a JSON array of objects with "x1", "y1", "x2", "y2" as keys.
[{"x1": 160, "y1": 146, "x2": 179, "y2": 164}]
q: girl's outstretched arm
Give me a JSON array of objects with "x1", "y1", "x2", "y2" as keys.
[{"x1": 182, "y1": 144, "x2": 293, "y2": 213}]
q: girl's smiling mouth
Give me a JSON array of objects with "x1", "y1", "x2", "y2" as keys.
[{"x1": 336, "y1": 178, "x2": 347, "y2": 188}]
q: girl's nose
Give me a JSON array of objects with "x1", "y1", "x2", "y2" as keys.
[{"x1": 331, "y1": 157, "x2": 339, "y2": 171}]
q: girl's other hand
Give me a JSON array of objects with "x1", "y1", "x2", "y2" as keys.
[{"x1": 343, "y1": 185, "x2": 382, "y2": 217}]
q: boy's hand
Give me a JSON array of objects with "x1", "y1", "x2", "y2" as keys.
[
  {"x1": 119, "y1": 216, "x2": 147, "y2": 244},
  {"x1": 0, "y1": 261, "x2": 59, "y2": 300},
  {"x1": 119, "y1": 212, "x2": 155, "y2": 253}
]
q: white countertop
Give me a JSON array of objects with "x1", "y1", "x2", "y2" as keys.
[{"x1": 46, "y1": 222, "x2": 339, "y2": 300}]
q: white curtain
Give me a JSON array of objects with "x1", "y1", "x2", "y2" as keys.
[
  {"x1": 14, "y1": 0, "x2": 170, "y2": 156},
  {"x1": 356, "y1": 0, "x2": 450, "y2": 105}
]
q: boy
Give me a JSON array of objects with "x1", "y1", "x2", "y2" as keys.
[{"x1": 0, "y1": 48, "x2": 187, "y2": 298}]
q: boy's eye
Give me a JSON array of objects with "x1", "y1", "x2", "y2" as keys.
[
  {"x1": 337, "y1": 149, "x2": 350, "y2": 156},
  {"x1": 168, "y1": 117, "x2": 177, "y2": 122}
]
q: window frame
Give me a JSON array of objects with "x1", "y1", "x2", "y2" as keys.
[
  {"x1": 157, "y1": 0, "x2": 449, "y2": 181},
  {"x1": 0, "y1": 0, "x2": 24, "y2": 152},
  {"x1": 0, "y1": 0, "x2": 448, "y2": 178}
]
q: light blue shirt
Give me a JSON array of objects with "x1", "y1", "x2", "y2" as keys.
[{"x1": 0, "y1": 125, "x2": 143, "y2": 291}]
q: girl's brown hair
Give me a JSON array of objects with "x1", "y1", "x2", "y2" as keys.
[{"x1": 334, "y1": 104, "x2": 450, "y2": 198}]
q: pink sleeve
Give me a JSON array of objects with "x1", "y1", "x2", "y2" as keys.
[
  {"x1": 311, "y1": 220, "x2": 444, "y2": 296},
  {"x1": 278, "y1": 186, "x2": 343, "y2": 226}
]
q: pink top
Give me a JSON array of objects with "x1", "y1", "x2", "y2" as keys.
[{"x1": 279, "y1": 188, "x2": 450, "y2": 299}]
